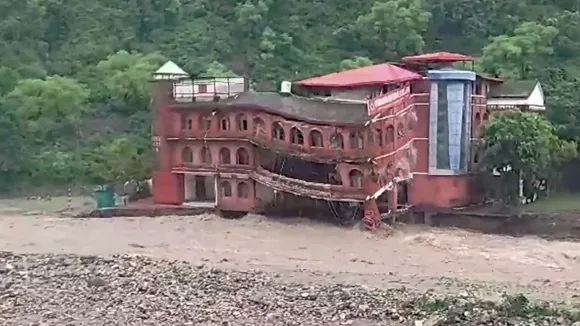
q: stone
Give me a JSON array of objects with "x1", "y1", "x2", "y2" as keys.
[
  {"x1": 423, "y1": 315, "x2": 444, "y2": 326},
  {"x1": 0, "y1": 252, "x2": 575, "y2": 326},
  {"x1": 86, "y1": 276, "x2": 107, "y2": 287}
]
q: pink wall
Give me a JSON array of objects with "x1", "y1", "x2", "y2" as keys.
[
  {"x1": 152, "y1": 171, "x2": 184, "y2": 205},
  {"x1": 152, "y1": 78, "x2": 487, "y2": 210},
  {"x1": 410, "y1": 174, "x2": 478, "y2": 208},
  {"x1": 216, "y1": 177, "x2": 256, "y2": 212},
  {"x1": 172, "y1": 140, "x2": 255, "y2": 169}
]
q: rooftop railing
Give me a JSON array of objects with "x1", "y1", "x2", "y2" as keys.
[{"x1": 172, "y1": 77, "x2": 249, "y2": 102}]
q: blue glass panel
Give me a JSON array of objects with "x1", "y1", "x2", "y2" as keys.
[{"x1": 446, "y1": 82, "x2": 464, "y2": 170}]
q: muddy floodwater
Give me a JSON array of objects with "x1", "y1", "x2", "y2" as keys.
[{"x1": 1, "y1": 213, "x2": 579, "y2": 303}]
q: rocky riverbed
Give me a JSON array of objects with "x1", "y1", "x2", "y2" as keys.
[{"x1": 1, "y1": 252, "x2": 579, "y2": 326}]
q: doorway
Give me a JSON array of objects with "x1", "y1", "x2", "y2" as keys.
[
  {"x1": 184, "y1": 174, "x2": 216, "y2": 206},
  {"x1": 396, "y1": 181, "x2": 409, "y2": 208}
]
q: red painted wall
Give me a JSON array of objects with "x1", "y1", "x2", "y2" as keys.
[
  {"x1": 152, "y1": 171, "x2": 184, "y2": 205},
  {"x1": 410, "y1": 174, "x2": 478, "y2": 208},
  {"x1": 151, "y1": 81, "x2": 175, "y2": 172},
  {"x1": 216, "y1": 177, "x2": 257, "y2": 212},
  {"x1": 151, "y1": 77, "x2": 487, "y2": 211},
  {"x1": 173, "y1": 141, "x2": 255, "y2": 170}
]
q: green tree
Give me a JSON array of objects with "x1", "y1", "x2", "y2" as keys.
[
  {"x1": 339, "y1": 56, "x2": 373, "y2": 71},
  {"x1": 347, "y1": 0, "x2": 431, "y2": 60},
  {"x1": 251, "y1": 27, "x2": 306, "y2": 89},
  {"x1": 544, "y1": 74, "x2": 580, "y2": 142},
  {"x1": 0, "y1": 67, "x2": 21, "y2": 96},
  {"x1": 82, "y1": 137, "x2": 152, "y2": 185},
  {"x1": 27, "y1": 149, "x2": 83, "y2": 186},
  {"x1": 480, "y1": 110, "x2": 576, "y2": 204},
  {"x1": 2, "y1": 76, "x2": 88, "y2": 144},
  {"x1": 199, "y1": 61, "x2": 238, "y2": 77},
  {"x1": 481, "y1": 22, "x2": 559, "y2": 79},
  {"x1": 2, "y1": 0, "x2": 580, "y2": 194},
  {"x1": 0, "y1": 0, "x2": 47, "y2": 70},
  {"x1": 541, "y1": 12, "x2": 580, "y2": 143},
  {"x1": 158, "y1": 17, "x2": 234, "y2": 76},
  {"x1": 0, "y1": 103, "x2": 25, "y2": 191},
  {"x1": 425, "y1": 0, "x2": 526, "y2": 53},
  {"x1": 92, "y1": 50, "x2": 166, "y2": 115},
  {"x1": 233, "y1": 0, "x2": 271, "y2": 76}
]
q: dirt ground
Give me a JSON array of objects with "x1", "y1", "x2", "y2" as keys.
[{"x1": 1, "y1": 197, "x2": 580, "y2": 306}]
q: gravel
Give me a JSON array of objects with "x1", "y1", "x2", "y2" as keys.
[{"x1": 0, "y1": 252, "x2": 578, "y2": 326}]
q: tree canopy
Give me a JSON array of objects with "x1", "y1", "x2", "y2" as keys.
[
  {"x1": 480, "y1": 111, "x2": 577, "y2": 204},
  {"x1": 0, "y1": 0, "x2": 580, "y2": 193}
]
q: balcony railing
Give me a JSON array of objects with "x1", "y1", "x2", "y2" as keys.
[
  {"x1": 172, "y1": 77, "x2": 248, "y2": 102},
  {"x1": 250, "y1": 166, "x2": 366, "y2": 202}
]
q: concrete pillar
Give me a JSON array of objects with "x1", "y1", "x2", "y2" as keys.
[
  {"x1": 388, "y1": 186, "x2": 398, "y2": 212},
  {"x1": 152, "y1": 172, "x2": 184, "y2": 205},
  {"x1": 424, "y1": 211, "x2": 433, "y2": 226}
]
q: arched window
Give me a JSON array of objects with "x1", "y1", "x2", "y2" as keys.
[
  {"x1": 199, "y1": 115, "x2": 212, "y2": 130},
  {"x1": 290, "y1": 127, "x2": 304, "y2": 145},
  {"x1": 201, "y1": 146, "x2": 212, "y2": 164},
  {"x1": 272, "y1": 122, "x2": 285, "y2": 140},
  {"x1": 219, "y1": 147, "x2": 231, "y2": 164},
  {"x1": 474, "y1": 112, "x2": 481, "y2": 129},
  {"x1": 349, "y1": 131, "x2": 364, "y2": 149},
  {"x1": 181, "y1": 147, "x2": 193, "y2": 163},
  {"x1": 253, "y1": 117, "x2": 265, "y2": 136},
  {"x1": 310, "y1": 130, "x2": 324, "y2": 147},
  {"x1": 385, "y1": 125, "x2": 395, "y2": 143},
  {"x1": 236, "y1": 114, "x2": 248, "y2": 131},
  {"x1": 375, "y1": 129, "x2": 383, "y2": 146},
  {"x1": 483, "y1": 112, "x2": 489, "y2": 122},
  {"x1": 330, "y1": 132, "x2": 344, "y2": 149},
  {"x1": 180, "y1": 116, "x2": 193, "y2": 130},
  {"x1": 237, "y1": 182, "x2": 250, "y2": 198},
  {"x1": 236, "y1": 148, "x2": 250, "y2": 165},
  {"x1": 220, "y1": 181, "x2": 232, "y2": 197},
  {"x1": 220, "y1": 117, "x2": 230, "y2": 131},
  {"x1": 397, "y1": 122, "x2": 405, "y2": 138},
  {"x1": 348, "y1": 169, "x2": 364, "y2": 188}
]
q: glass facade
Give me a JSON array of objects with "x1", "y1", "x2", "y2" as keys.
[{"x1": 428, "y1": 70, "x2": 475, "y2": 175}]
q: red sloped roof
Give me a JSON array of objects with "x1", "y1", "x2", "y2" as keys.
[
  {"x1": 401, "y1": 52, "x2": 473, "y2": 63},
  {"x1": 296, "y1": 63, "x2": 421, "y2": 88}
]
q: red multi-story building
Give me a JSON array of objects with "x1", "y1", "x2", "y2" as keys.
[{"x1": 150, "y1": 52, "x2": 545, "y2": 226}]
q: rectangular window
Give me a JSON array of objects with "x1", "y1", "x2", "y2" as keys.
[
  {"x1": 446, "y1": 82, "x2": 465, "y2": 171},
  {"x1": 436, "y1": 81, "x2": 450, "y2": 169},
  {"x1": 198, "y1": 84, "x2": 208, "y2": 93}
]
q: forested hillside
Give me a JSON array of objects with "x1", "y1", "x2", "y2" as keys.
[{"x1": 1, "y1": 0, "x2": 580, "y2": 193}]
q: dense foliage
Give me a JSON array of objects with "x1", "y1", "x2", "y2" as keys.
[
  {"x1": 479, "y1": 111, "x2": 577, "y2": 204},
  {"x1": 0, "y1": 0, "x2": 579, "y2": 194}
]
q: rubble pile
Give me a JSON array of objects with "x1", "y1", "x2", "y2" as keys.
[{"x1": 0, "y1": 252, "x2": 578, "y2": 326}]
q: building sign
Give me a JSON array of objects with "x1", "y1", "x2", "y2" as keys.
[{"x1": 367, "y1": 84, "x2": 410, "y2": 116}]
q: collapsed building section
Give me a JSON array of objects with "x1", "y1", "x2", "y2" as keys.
[{"x1": 150, "y1": 52, "x2": 547, "y2": 229}]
